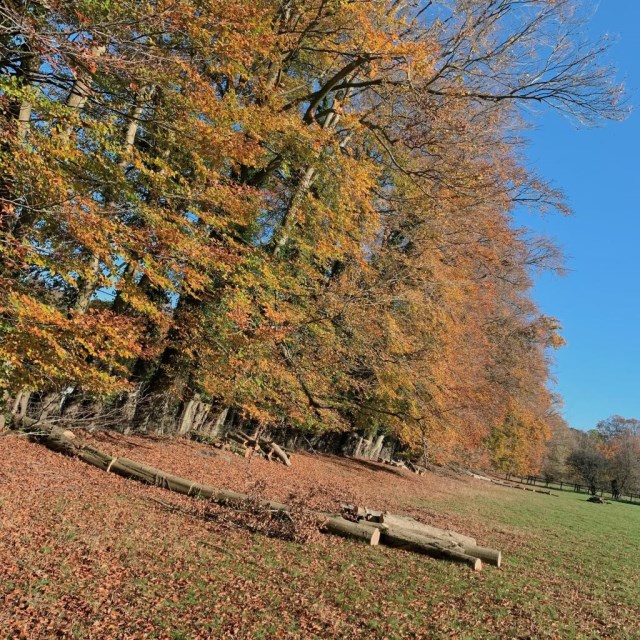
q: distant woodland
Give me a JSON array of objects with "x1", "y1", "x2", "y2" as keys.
[{"x1": 0, "y1": 0, "x2": 627, "y2": 471}]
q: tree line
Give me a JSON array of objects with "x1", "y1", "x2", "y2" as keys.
[
  {"x1": 0, "y1": 0, "x2": 626, "y2": 466},
  {"x1": 538, "y1": 416, "x2": 640, "y2": 497}
]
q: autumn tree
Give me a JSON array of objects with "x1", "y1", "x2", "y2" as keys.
[
  {"x1": 567, "y1": 445, "x2": 608, "y2": 496},
  {"x1": 541, "y1": 411, "x2": 578, "y2": 482},
  {"x1": 597, "y1": 416, "x2": 640, "y2": 495},
  {"x1": 0, "y1": 1, "x2": 627, "y2": 466}
]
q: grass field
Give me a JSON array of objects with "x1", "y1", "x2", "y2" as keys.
[{"x1": 1, "y1": 433, "x2": 639, "y2": 639}]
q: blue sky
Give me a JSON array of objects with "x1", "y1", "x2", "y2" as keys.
[{"x1": 518, "y1": 1, "x2": 639, "y2": 430}]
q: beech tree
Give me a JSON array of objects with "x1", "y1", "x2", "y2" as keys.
[{"x1": 0, "y1": 0, "x2": 627, "y2": 467}]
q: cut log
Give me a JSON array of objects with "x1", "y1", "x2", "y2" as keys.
[
  {"x1": 461, "y1": 545, "x2": 502, "y2": 568},
  {"x1": 228, "y1": 431, "x2": 249, "y2": 445},
  {"x1": 18, "y1": 422, "x2": 288, "y2": 513},
  {"x1": 405, "y1": 461, "x2": 427, "y2": 476},
  {"x1": 357, "y1": 520, "x2": 500, "y2": 567},
  {"x1": 268, "y1": 442, "x2": 291, "y2": 467},
  {"x1": 320, "y1": 517, "x2": 380, "y2": 545},
  {"x1": 18, "y1": 421, "x2": 494, "y2": 567},
  {"x1": 235, "y1": 429, "x2": 254, "y2": 442},
  {"x1": 381, "y1": 514, "x2": 476, "y2": 547},
  {"x1": 227, "y1": 431, "x2": 290, "y2": 466},
  {"x1": 380, "y1": 527, "x2": 482, "y2": 571},
  {"x1": 471, "y1": 474, "x2": 558, "y2": 497}
]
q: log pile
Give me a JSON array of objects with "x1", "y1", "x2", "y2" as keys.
[
  {"x1": 377, "y1": 458, "x2": 427, "y2": 476},
  {"x1": 17, "y1": 420, "x2": 501, "y2": 571},
  {"x1": 199, "y1": 430, "x2": 293, "y2": 466},
  {"x1": 337, "y1": 507, "x2": 501, "y2": 571}
]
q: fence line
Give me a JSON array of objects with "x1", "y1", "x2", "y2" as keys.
[{"x1": 503, "y1": 473, "x2": 640, "y2": 504}]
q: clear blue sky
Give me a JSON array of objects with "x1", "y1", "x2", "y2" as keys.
[{"x1": 519, "y1": 1, "x2": 640, "y2": 430}]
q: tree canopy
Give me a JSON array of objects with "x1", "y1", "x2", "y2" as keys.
[{"x1": 0, "y1": 0, "x2": 626, "y2": 466}]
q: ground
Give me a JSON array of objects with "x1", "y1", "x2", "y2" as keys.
[{"x1": 1, "y1": 431, "x2": 639, "y2": 639}]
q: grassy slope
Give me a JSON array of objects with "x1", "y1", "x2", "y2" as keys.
[{"x1": 1, "y1": 433, "x2": 639, "y2": 639}]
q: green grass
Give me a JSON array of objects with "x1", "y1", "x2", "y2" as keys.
[
  {"x1": 408, "y1": 487, "x2": 640, "y2": 638},
  {"x1": 115, "y1": 488, "x2": 640, "y2": 639}
]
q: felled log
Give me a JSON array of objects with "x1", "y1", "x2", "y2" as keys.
[
  {"x1": 227, "y1": 431, "x2": 291, "y2": 466},
  {"x1": 462, "y1": 545, "x2": 502, "y2": 567},
  {"x1": 268, "y1": 442, "x2": 291, "y2": 467},
  {"x1": 80, "y1": 447, "x2": 290, "y2": 508},
  {"x1": 404, "y1": 460, "x2": 427, "y2": 476},
  {"x1": 380, "y1": 515, "x2": 502, "y2": 567},
  {"x1": 467, "y1": 472, "x2": 557, "y2": 497},
  {"x1": 320, "y1": 517, "x2": 380, "y2": 545},
  {"x1": 380, "y1": 527, "x2": 482, "y2": 571},
  {"x1": 20, "y1": 421, "x2": 377, "y2": 546},
  {"x1": 380, "y1": 514, "x2": 477, "y2": 548},
  {"x1": 370, "y1": 524, "x2": 500, "y2": 567},
  {"x1": 227, "y1": 431, "x2": 249, "y2": 445},
  {"x1": 343, "y1": 508, "x2": 501, "y2": 567}
]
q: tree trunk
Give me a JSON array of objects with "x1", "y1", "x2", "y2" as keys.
[
  {"x1": 369, "y1": 435, "x2": 385, "y2": 459},
  {"x1": 380, "y1": 514, "x2": 477, "y2": 548},
  {"x1": 70, "y1": 85, "x2": 154, "y2": 314},
  {"x1": 206, "y1": 406, "x2": 230, "y2": 437},
  {"x1": 11, "y1": 391, "x2": 31, "y2": 419},
  {"x1": 320, "y1": 517, "x2": 380, "y2": 545},
  {"x1": 22, "y1": 421, "x2": 379, "y2": 547},
  {"x1": 380, "y1": 527, "x2": 482, "y2": 571},
  {"x1": 461, "y1": 545, "x2": 501, "y2": 568},
  {"x1": 178, "y1": 394, "x2": 211, "y2": 435}
]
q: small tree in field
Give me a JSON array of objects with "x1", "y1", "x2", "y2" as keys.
[{"x1": 566, "y1": 449, "x2": 607, "y2": 496}]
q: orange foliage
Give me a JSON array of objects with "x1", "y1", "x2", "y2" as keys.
[{"x1": 0, "y1": 0, "x2": 625, "y2": 466}]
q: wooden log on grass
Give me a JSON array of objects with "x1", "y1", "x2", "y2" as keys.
[
  {"x1": 21, "y1": 421, "x2": 494, "y2": 564},
  {"x1": 22, "y1": 421, "x2": 378, "y2": 546},
  {"x1": 380, "y1": 527, "x2": 482, "y2": 571},
  {"x1": 78, "y1": 446, "x2": 290, "y2": 510},
  {"x1": 381, "y1": 514, "x2": 477, "y2": 547},
  {"x1": 366, "y1": 521, "x2": 501, "y2": 568},
  {"x1": 320, "y1": 517, "x2": 380, "y2": 545},
  {"x1": 461, "y1": 545, "x2": 501, "y2": 568}
]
